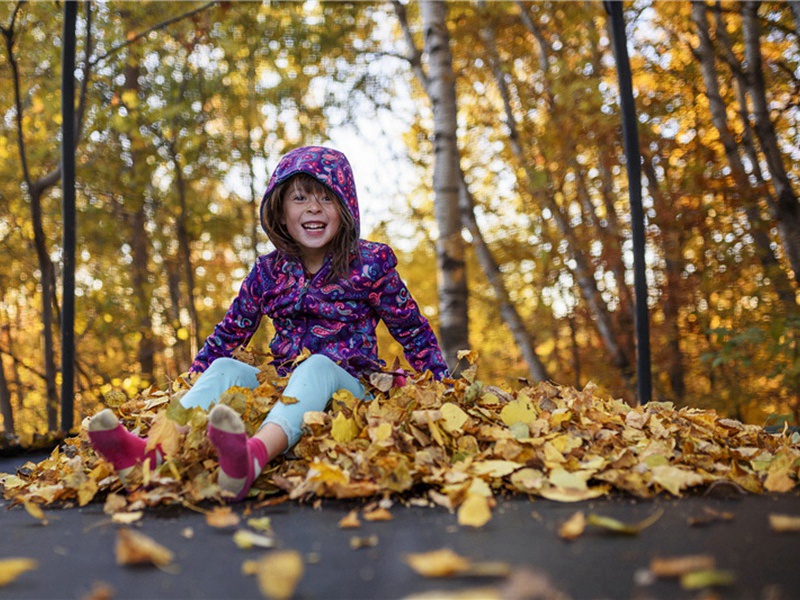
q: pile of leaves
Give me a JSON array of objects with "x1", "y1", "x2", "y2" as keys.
[{"x1": 2, "y1": 351, "x2": 799, "y2": 523}]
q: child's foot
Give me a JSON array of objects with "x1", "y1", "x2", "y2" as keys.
[
  {"x1": 87, "y1": 409, "x2": 162, "y2": 484},
  {"x1": 207, "y1": 405, "x2": 269, "y2": 502}
]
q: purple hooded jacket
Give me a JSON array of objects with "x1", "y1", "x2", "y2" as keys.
[{"x1": 190, "y1": 146, "x2": 449, "y2": 380}]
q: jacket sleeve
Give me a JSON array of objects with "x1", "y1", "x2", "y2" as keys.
[
  {"x1": 370, "y1": 248, "x2": 450, "y2": 379},
  {"x1": 189, "y1": 263, "x2": 265, "y2": 374}
]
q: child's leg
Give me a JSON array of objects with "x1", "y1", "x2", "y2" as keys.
[
  {"x1": 88, "y1": 357, "x2": 260, "y2": 482},
  {"x1": 87, "y1": 409, "x2": 162, "y2": 484},
  {"x1": 180, "y1": 357, "x2": 260, "y2": 410},
  {"x1": 208, "y1": 354, "x2": 366, "y2": 501}
]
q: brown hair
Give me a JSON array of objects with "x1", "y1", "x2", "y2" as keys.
[{"x1": 261, "y1": 173, "x2": 358, "y2": 278}]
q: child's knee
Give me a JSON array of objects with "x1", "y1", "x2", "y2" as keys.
[{"x1": 206, "y1": 357, "x2": 240, "y2": 373}]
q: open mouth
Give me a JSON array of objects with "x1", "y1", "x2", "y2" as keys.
[{"x1": 302, "y1": 222, "x2": 326, "y2": 231}]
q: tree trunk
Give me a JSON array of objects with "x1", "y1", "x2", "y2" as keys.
[
  {"x1": 0, "y1": 354, "x2": 14, "y2": 435},
  {"x1": 459, "y1": 174, "x2": 550, "y2": 382},
  {"x1": 421, "y1": 1, "x2": 470, "y2": 371},
  {"x1": 741, "y1": 1, "x2": 800, "y2": 285}
]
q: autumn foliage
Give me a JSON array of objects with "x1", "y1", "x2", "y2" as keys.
[{"x1": 3, "y1": 352, "x2": 798, "y2": 520}]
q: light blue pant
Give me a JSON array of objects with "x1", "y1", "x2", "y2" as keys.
[{"x1": 180, "y1": 355, "x2": 366, "y2": 448}]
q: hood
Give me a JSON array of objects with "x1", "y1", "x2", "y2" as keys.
[{"x1": 260, "y1": 145, "x2": 360, "y2": 238}]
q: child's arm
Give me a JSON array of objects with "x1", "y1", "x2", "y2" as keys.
[
  {"x1": 190, "y1": 264, "x2": 265, "y2": 374},
  {"x1": 370, "y1": 249, "x2": 449, "y2": 379}
]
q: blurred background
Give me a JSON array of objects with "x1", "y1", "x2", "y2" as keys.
[{"x1": 1, "y1": 1, "x2": 798, "y2": 443}]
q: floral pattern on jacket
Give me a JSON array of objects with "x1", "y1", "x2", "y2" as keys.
[{"x1": 190, "y1": 146, "x2": 448, "y2": 380}]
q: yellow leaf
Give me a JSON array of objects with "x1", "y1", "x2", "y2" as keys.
[
  {"x1": 146, "y1": 412, "x2": 181, "y2": 457},
  {"x1": 242, "y1": 551, "x2": 303, "y2": 600},
  {"x1": 680, "y1": 569, "x2": 735, "y2": 590},
  {"x1": 247, "y1": 517, "x2": 273, "y2": 533},
  {"x1": 23, "y1": 501, "x2": 48, "y2": 524},
  {"x1": 440, "y1": 403, "x2": 469, "y2": 433},
  {"x1": 232, "y1": 529, "x2": 276, "y2": 550},
  {"x1": 769, "y1": 514, "x2": 800, "y2": 532},
  {"x1": 0, "y1": 558, "x2": 38, "y2": 586},
  {"x1": 650, "y1": 555, "x2": 716, "y2": 577},
  {"x1": 338, "y1": 510, "x2": 361, "y2": 528},
  {"x1": 331, "y1": 412, "x2": 360, "y2": 443},
  {"x1": 558, "y1": 511, "x2": 586, "y2": 540},
  {"x1": 405, "y1": 548, "x2": 471, "y2": 577},
  {"x1": 115, "y1": 529, "x2": 174, "y2": 567},
  {"x1": 586, "y1": 508, "x2": 664, "y2": 535},
  {"x1": 349, "y1": 534, "x2": 379, "y2": 549},
  {"x1": 112, "y1": 512, "x2": 143, "y2": 524},
  {"x1": 206, "y1": 506, "x2": 240, "y2": 528},
  {"x1": 363, "y1": 507, "x2": 393, "y2": 521},
  {"x1": 500, "y1": 397, "x2": 537, "y2": 428},
  {"x1": 471, "y1": 460, "x2": 520, "y2": 478},
  {"x1": 457, "y1": 493, "x2": 492, "y2": 528}
]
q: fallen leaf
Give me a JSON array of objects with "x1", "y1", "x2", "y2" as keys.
[
  {"x1": 650, "y1": 555, "x2": 716, "y2": 577},
  {"x1": 338, "y1": 510, "x2": 361, "y2": 528},
  {"x1": 558, "y1": 511, "x2": 586, "y2": 540},
  {"x1": 405, "y1": 549, "x2": 471, "y2": 577},
  {"x1": 247, "y1": 517, "x2": 273, "y2": 533},
  {"x1": 405, "y1": 548, "x2": 511, "y2": 579},
  {"x1": 363, "y1": 507, "x2": 393, "y2": 521},
  {"x1": 680, "y1": 569, "x2": 735, "y2": 590},
  {"x1": 23, "y1": 501, "x2": 48, "y2": 525},
  {"x1": 115, "y1": 528, "x2": 174, "y2": 567},
  {"x1": 457, "y1": 493, "x2": 492, "y2": 528},
  {"x1": 206, "y1": 506, "x2": 241, "y2": 528},
  {"x1": 586, "y1": 508, "x2": 663, "y2": 535},
  {"x1": 349, "y1": 534, "x2": 379, "y2": 549},
  {"x1": 233, "y1": 529, "x2": 276, "y2": 549},
  {"x1": 769, "y1": 513, "x2": 800, "y2": 532},
  {"x1": 242, "y1": 551, "x2": 303, "y2": 600},
  {"x1": 0, "y1": 558, "x2": 38, "y2": 586},
  {"x1": 111, "y1": 511, "x2": 143, "y2": 524}
]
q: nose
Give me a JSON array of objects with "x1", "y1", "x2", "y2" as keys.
[{"x1": 306, "y1": 196, "x2": 324, "y2": 212}]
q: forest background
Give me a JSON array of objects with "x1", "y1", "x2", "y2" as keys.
[{"x1": 1, "y1": 1, "x2": 799, "y2": 444}]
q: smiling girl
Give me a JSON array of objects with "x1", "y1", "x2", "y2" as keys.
[{"x1": 87, "y1": 146, "x2": 448, "y2": 501}]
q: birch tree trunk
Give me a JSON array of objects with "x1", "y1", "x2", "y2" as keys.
[{"x1": 420, "y1": 1, "x2": 470, "y2": 370}]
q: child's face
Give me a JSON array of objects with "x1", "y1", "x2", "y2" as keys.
[{"x1": 281, "y1": 179, "x2": 342, "y2": 269}]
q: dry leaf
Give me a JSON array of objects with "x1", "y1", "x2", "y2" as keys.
[
  {"x1": 650, "y1": 555, "x2": 716, "y2": 577},
  {"x1": 111, "y1": 511, "x2": 143, "y2": 524},
  {"x1": 586, "y1": 508, "x2": 663, "y2": 535},
  {"x1": 242, "y1": 551, "x2": 303, "y2": 600},
  {"x1": 233, "y1": 529, "x2": 276, "y2": 550},
  {"x1": 457, "y1": 494, "x2": 492, "y2": 528},
  {"x1": 0, "y1": 558, "x2": 38, "y2": 586},
  {"x1": 338, "y1": 510, "x2": 361, "y2": 528},
  {"x1": 115, "y1": 528, "x2": 174, "y2": 567},
  {"x1": 247, "y1": 517, "x2": 273, "y2": 533},
  {"x1": 349, "y1": 534, "x2": 379, "y2": 549},
  {"x1": 206, "y1": 506, "x2": 241, "y2": 528},
  {"x1": 680, "y1": 569, "x2": 735, "y2": 590},
  {"x1": 769, "y1": 513, "x2": 800, "y2": 532},
  {"x1": 405, "y1": 549, "x2": 472, "y2": 577},
  {"x1": 363, "y1": 507, "x2": 393, "y2": 521},
  {"x1": 558, "y1": 511, "x2": 586, "y2": 540},
  {"x1": 23, "y1": 501, "x2": 48, "y2": 524}
]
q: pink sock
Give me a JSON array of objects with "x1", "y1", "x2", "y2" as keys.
[
  {"x1": 88, "y1": 425, "x2": 161, "y2": 472},
  {"x1": 207, "y1": 426, "x2": 268, "y2": 502}
]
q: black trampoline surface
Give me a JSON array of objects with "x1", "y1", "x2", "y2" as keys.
[{"x1": 1, "y1": 451, "x2": 799, "y2": 600}]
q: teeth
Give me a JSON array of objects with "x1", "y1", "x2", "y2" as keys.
[{"x1": 304, "y1": 224, "x2": 324, "y2": 230}]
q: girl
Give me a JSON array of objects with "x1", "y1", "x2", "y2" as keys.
[{"x1": 87, "y1": 145, "x2": 449, "y2": 501}]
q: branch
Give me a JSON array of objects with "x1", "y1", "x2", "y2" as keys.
[
  {"x1": 391, "y1": 0, "x2": 430, "y2": 94},
  {"x1": 88, "y1": 1, "x2": 218, "y2": 68}
]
